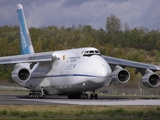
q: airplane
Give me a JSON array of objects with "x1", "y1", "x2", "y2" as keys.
[{"x1": 1, "y1": 4, "x2": 160, "y2": 99}]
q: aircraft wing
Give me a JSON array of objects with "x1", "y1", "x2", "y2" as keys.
[
  {"x1": 102, "y1": 55, "x2": 160, "y2": 71},
  {"x1": 0, "y1": 52, "x2": 56, "y2": 64}
]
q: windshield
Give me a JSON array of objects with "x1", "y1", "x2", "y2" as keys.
[{"x1": 83, "y1": 50, "x2": 101, "y2": 57}]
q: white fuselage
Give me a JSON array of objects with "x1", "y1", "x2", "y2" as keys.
[{"x1": 24, "y1": 47, "x2": 112, "y2": 95}]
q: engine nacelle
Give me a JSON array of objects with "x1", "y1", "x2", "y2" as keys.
[
  {"x1": 12, "y1": 66, "x2": 31, "y2": 83},
  {"x1": 112, "y1": 65, "x2": 130, "y2": 84},
  {"x1": 142, "y1": 69, "x2": 160, "y2": 88}
]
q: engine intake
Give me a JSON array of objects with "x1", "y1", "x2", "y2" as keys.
[
  {"x1": 18, "y1": 68, "x2": 30, "y2": 80},
  {"x1": 12, "y1": 65, "x2": 31, "y2": 83},
  {"x1": 142, "y1": 69, "x2": 160, "y2": 88},
  {"x1": 112, "y1": 65, "x2": 130, "y2": 84}
]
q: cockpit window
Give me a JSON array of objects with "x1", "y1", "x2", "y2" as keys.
[
  {"x1": 95, "y1": 50, "x2": 99, "y2": 53},
  {"x1": 89, "y1": 51, "x2": 94, "y2": 53},
  {"x1": 83, "y1": 50, "x2": 101, "y2": 57},
  {"x1": 85, "y1": 51, "x2": 89, "y2": 53}
]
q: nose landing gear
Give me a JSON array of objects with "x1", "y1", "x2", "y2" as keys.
[{"x1": 90, "y1": 90, "x2": 98, "y2": 99}]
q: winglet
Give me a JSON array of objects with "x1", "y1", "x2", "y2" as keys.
[{"x1": 17, "y1": 4, "x2": 34, "y2": 54}]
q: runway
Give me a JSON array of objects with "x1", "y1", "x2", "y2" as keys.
[{"x1": 0, "y1": 94, "x2": 160, "y2": 105}]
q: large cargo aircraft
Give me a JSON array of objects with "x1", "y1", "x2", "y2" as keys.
[{"x1": 1, "y1": 4, "x2": 160, "y2": 99}]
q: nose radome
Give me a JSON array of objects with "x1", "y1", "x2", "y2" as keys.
[
  {"x1": 96, "y1": 65, "x2": 106, "y2": 76},
  {"x1": 96, "y1": 63, "x2": 112, "y2": 77},
  {"x1": 92, "y1": 59, "x2": 112, "y2": 84},
  {"x1": 91, "y1": 55, "x2": 112, "y2": 77}
]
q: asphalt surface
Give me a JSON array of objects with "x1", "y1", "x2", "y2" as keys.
[{"x1": 0, "y1": 94, "x2": 160, "y2": 105}]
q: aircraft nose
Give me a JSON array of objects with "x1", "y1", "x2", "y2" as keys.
[
  {"x1": 98, "y1": 65, "x2": 107, "y2": 76},
  {"x1": 96, "y1": 61, "x2": 112, "y2": 77},
  {"x1": 91, "y1": 56, "x2": 112, "y2": 84}
]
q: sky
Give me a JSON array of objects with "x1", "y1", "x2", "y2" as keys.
[{"x1": 0, "y1": 0, "x2": 160, "y2": 30}]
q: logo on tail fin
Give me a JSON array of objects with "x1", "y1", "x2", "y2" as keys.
[{"x1": 19, "y1": 23, "x2": 27, "y2": 50}]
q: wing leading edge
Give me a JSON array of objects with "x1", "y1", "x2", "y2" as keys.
[
  {"x1": 0, "y1": 52, "x2": 56, "y2": 64},
  {"x1": 102, "y1": 55, "x2": 160, "y2": 71}
]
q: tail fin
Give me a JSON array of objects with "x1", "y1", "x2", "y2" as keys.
[{"x1": 17, "y1": 4, "x2": 34, "y2": 54}]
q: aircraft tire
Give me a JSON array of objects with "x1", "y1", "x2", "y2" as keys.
[{"x1": 90, "y1": 94, "x2": 93, "y2": 99}]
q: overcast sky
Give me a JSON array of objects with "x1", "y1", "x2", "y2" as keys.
[{"x1": 0, "y1": 0, "x2": 159, "y2": 30}]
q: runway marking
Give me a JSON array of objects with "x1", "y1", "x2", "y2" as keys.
[{"x1": 19, "y1": 99, "x2": 160, "y2": 106}]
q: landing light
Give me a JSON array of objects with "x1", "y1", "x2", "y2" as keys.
[{"x1": 83, "y1": 83, "x2": 85, "y2": 86}]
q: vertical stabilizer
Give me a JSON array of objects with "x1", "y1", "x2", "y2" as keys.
[{"x1": 17, "y1": 4, "x2": 34, "y2": 54}]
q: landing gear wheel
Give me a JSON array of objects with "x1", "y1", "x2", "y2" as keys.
[
  {"x1": 90, "y1": 92, "x2": 98, "y2": 99},
  {"x1": 95, "y1": 94, "x2": 98, "y2": 99},
  {"x1": 40, "y1": 94, "x2": 46, "y2": 99},
  {"x1": 90, "y1": 94, "x2": 93, "y2": 99},
  {"x1": 28, "y1": 87, "x2": 46, "y2": 99},
  {"x1": 68, "y1": 93, "x2": 89, "y2": 99},
  {"x1": 85, "y1": 94, "x2": 88, "y2": 99}
]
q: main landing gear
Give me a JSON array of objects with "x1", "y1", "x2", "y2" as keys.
[
  {"x1": 68, "y1": 92, "x2": 88, "y2": 99},
  {"x1": 90, "y1": 90, "x2": 98, "y2": 99},
  {"x1": 68, "y1": 91, "x2": 98, "y2": 99},
  {"x1": 28, "y1": 88, "x2": 46, "y2": 98}
]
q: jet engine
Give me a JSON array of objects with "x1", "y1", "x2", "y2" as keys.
[
  {"x1": 142, "y1": 69, "x2": 160, "y2": 88},
  {"x1": 12, "y1": 64, "x2": 31, "y2": 83},
  {"x1": 112, "y1": 65, "x2": 130, "y2": 84}
]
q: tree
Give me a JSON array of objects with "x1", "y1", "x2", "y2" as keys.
[
  {"x1": 124, "y1": 23, "x2": 130, "y2": 31},
  {"x1": 126, "y1": 50, "x2": 145, "y2": 62},
  {"x1": 105, "y1": 14, "x2": 122, "y2": 33}
]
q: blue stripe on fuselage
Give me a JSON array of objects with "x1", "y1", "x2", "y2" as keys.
[{"x1": 31, "y1": 74, "x2": 112, "y2": 78}]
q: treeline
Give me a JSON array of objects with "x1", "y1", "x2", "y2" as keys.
[
  {"x1": 0, "y1": 21, "x2": 160, "y2": 81},
  {"x1": 1, "y1": 24, "x2": 160, "y2": 55}
]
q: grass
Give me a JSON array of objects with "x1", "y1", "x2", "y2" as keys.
[
  {"x1": 0, "y1": 105, "x2": 160, "y2": 120},
  {"x1": 0, "y1": 90, "x2": 28, "y2": 95}
]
